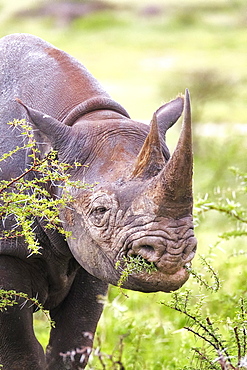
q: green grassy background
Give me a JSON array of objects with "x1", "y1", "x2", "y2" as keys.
[{"x1": 0, "y1": 0, "x2": 246, "y2": 368}]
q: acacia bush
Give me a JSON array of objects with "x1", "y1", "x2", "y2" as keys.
[{"x1": 0, "y1": 119, "x2": 89, "y2": 315}]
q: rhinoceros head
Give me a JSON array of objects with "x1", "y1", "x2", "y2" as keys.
[{"x1": 17, "y1": 90, "x2": 197, "y2": 293}]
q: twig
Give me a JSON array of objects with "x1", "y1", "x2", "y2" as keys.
[{"x1": 234, "y1": 326, "x2": 241, "y2": 366}]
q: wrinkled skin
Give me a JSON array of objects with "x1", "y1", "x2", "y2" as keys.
[
  {"x1": 63, "y1": 184, "x2": 196, "y2": 293},
  {"x1": 0, "y1": 33, "x2": 197, "y2": 369}
]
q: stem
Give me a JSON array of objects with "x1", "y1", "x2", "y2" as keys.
[
  {"x1": 0, "y1": 155, "x2": 49, "y2": 194},
  {"x1": 234, "y1": 327, "x2": 241, "y2": 366},
  {"x1": 167, "y1": 304, "x2": 233, "y2": 367},
  {"x1": 193, "y1": 348, "x2": 219, "y2": 370},
  {"x1": 185, "y1": 326, "x2": 220, "y2": 352}
]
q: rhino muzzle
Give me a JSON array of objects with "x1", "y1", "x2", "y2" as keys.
[
  {"x1": 128, "y1": 228, "x2": 197, "y2": 275},
  {"x1": 120, "y1": 216, "x2": 196, "y2": 275}
]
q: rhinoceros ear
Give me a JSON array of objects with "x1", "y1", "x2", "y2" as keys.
[
  {"x1": 16, "y1": 99, "x2": 72, "y2": 148},
  {"x1": 155, "y1": 95, "x2": 184, "y2": 139}
]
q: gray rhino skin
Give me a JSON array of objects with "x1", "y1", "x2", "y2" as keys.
[{"x1": 0, "y1": 34, "x2": 197, "y2": 369}]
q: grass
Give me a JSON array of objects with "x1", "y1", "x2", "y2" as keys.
[{"x1": 1, "y1": 0, "x2": 247, "y2": 368}]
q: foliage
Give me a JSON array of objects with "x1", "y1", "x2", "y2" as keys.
[
  {"x1": 184, "y1": 255, "x2": 220, "y2": 292},
  {"x1": 164, "y1": 293, "x2": 247, "y2": 370},
  {"x1": 0, "y1": 119, "x2": 87, "y2": 254},
  {"x1": 115, "y1": 255, "x2": 157, "y2": 290},
  {"x1": 194, "y1": 167, "x2": 246, "y2": 234},
  {"x1": 0, "y1": 119, "x2": 88, "y2": 323},
  {"x1": 0, "y1": 289, "x2": 54, "y2": 327},
  {"x1": 88, "y1": 333, "x2": 126, "y2": 370}
]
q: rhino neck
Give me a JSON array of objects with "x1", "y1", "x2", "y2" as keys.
[{"x1": 62, "y1": 97, "x2": 130, "y2": 126}]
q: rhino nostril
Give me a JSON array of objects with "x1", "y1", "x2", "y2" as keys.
[
  {"x1": 140, "y1": 245, "x2": 155, "y2": 253},
  {"x1": 130, "y1": 241, "x2": 159, "y2": 262}
]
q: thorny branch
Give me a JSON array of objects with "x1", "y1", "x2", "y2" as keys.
[{"x1": 0, "y1": 289, "x2": 54, "y2": 327}]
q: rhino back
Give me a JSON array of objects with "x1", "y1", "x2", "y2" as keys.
[{"x1": 0, "y1": 33, "x2": 109, "y2": 179}]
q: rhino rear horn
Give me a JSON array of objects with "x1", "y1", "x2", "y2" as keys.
[
  {"x1": 131, "y1": 113, "x2": 166, "y2": 179},
  {"x1": 16, "y1": 99, "x2": 71, "y2": 148},
  {"x1": 131, "y1": 95, "x2": 185, "y2": 179}
]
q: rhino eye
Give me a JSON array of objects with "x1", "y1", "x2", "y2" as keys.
[
  {"x1": 88, "y1": 194, "x2": 113, "y2": 226},
  {"x1": 93, "y1": 206, "x2": 107, "y2": 215},
  {"x1": 89, "y1": 205, "x2": 109, "y2": 227}
]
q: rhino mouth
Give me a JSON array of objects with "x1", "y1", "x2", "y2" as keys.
[
  {"x1": 127, "y1": 249, "x2": 193, "y2": 272},
  {"x1": 115, "y1": 252, "x2": 193, "y2": 293},
  {"x1": 123, "y1": 232, "x2": 197, "y2": 275}
]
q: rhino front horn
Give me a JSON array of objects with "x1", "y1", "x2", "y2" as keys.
[{"x1": 148, "y1": 89, "x2": 193, "y2": 217}]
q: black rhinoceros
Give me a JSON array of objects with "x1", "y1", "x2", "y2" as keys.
[{"x1": 0, "y1": 33, "x2": 197, "y2": 369}]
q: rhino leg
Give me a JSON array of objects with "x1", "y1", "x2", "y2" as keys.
[
  {"x1": 0, "y1": 256, "x2": 46, "y2": 370},
  {"x1": 46, "y1": 268, "x2": 108, "y2": 370}
]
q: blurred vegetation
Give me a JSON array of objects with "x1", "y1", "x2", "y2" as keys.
[
  {"x1": 1, "y1": 0, "x2": 247, "y2": 123},
  {"x1": 0, "y1": 0, "x2": 246, "y2": 369}
]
